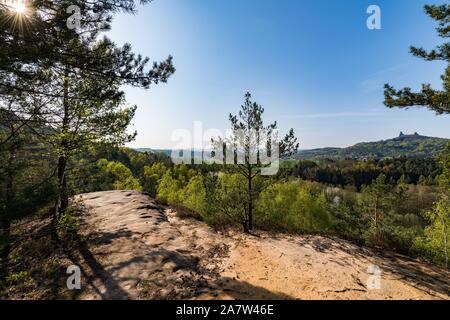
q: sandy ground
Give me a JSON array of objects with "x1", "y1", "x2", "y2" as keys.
[{"x1": 75, "y1": 190, "x2": 449, "y2": 300}]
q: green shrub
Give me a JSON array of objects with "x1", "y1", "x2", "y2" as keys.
[
  {"x1": 97, "y1": 159, "x2": 141, "y2": 190},
  {"x1": 372, "y1": 211, "x2": 423, "y2": 253},
  {"x1": 330, "y1": 201, "x2": 365, "y2": 242},
  {"x1": 6, "y1": 271, "x2": 33, "y2": 287},
  {"x1": 255, "y1": 181, "x2": 333, "y2": 233},
  {"x1": 207, "y1": 173, "x2": 249, "y2": 230},
  {"x1": 156, "y1": 171, "x2": 182, "y2": 205},
  {"x1": 180, "y1": 175, "x2": 207, "y2": 214},
  {"x1": 413, "y1": 198, "x2": 450, "y2": 267},
  {"x1": 57, "y1": 209, "x2": 80, "y2": 240},
  {"x1": 142, "y1": 163, "x2": 168, "y2": 197}
]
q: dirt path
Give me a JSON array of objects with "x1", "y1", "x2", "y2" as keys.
[{"x1": 75, "y1": 190, "x2": 449, "y2": 300}]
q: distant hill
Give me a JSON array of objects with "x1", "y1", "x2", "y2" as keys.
[
  {"x1": 135, "y1": 148, "x2": 205, "y2": 162},
  {"x1": 294, "y1": 132, "x2": 448, "y2": 160},
  {"x1": 135, "y1": 133, "x2": 448, "y2": 161},
  {"x1": 135, "y1": 148, "x2": 173, "y2": 156}
]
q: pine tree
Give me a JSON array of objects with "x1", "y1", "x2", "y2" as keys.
[
  {"x1": 384, "y1": 4, "x2": 449, "y2": 114},
  {"x1": 1, "y1": 1, "x2": 175, "y2": 143},
  {"x1": 0, "y1": 1, "x2": 175, "y2": 238},
  {"x1": 0, "y1": 106, "x2": 56, "y2": 278},
  {"x1": 359, "y1": 174, "x2": 394, "y2": 244},
  {"x1": 212, "y1": 92, "x2": 298, "y2": 232}
]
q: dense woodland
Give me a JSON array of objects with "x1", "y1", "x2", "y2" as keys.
[
  {"x1": 0, "y1": 1, "x2": 449, "y2": 298},
  {"x1": 284, "y1": 157, "x2": 443, "y2": 189},
  {"x1": 58, "y1": 143, "x2": 447, "y2": 267}
]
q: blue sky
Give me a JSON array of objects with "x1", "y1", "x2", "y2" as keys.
[{"x1": 109, "y1": 0, "x2": 449, "y2": 149}]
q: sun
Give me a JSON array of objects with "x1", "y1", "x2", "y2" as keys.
[
  {"x1": 4, "y1": 1, "x2": 32, "y2": 34},
  {"x1": 11, "y1": 3, "x2": 27, "y2": 14}
]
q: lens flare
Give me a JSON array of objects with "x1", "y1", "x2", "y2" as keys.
[
  {"x1": 3, "y1": 2, "x2": 32, "y2": 34},
  {"x1": 11, "y1": 3, "x2": 27, "y2": 14}
]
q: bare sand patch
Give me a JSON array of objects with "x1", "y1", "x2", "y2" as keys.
[{"x1": 75, "y1": 190, "x2": 449, "y2": 300}]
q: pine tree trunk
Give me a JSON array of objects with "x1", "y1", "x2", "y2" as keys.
[
  {"x1": 247, "y1": 165, "x2": 253, "y2": 231},
  {"x1": 1, "y1": 136, "x2": 15, "y2": 278},
  {"x1": 0, "y1": 216, "x2": 10, "y2": 279},
  {"x1": 374, "y1": 195, "x2": 379, "y2": 229},
  {"x1": 57, "y1": 156, "x2": 68, "y2": 216},
  {"x1": 243, "y1": 221, "x2": 249, "y2": 233},
  {"x1": 443, "y1": 220, "x2": 448, "y2": 269},
  {"x1": 59, "y1": 65, "x2": 70, "y2": 217},
  {"x1": 51, "y1": 66, "x2": 70, "y2": 240},
  {"x1": 51, "y1": 156, "x2": 67, "y2": 240}
]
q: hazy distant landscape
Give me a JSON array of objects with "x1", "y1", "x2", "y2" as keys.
[{"x1": 138, "y1": 132, "x2": 449, "y2": 161}]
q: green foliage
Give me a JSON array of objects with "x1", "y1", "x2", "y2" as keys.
[
  {"x1": 111, "y1": 147, "x2": 172, "y2": 176},
  {"x1": 331, "y1": 203, "x2": 364, "y2": 241},
  {"x1": 172, "y1": 164, "x2": 198, "y2": 185},
  {"x1": 211, "y1": 92, "x2": 299, "y2": 231},
  {"x1": 153, "y1": 167, "x2": 213, "y2": 224},
  {"x1": 328, "y1": 173, "x2": 427, "y2": 253},
  {"x1": 142, "y1": 163, "x2": 168, "y2": 197},
  {"x1": 0, "y1": 0, "x2": 175, "y2": 236},
  {"x1": 413, "y1": 144, "x2": 450, "y2": 267},
  {"x1": 69, "y1": 146, "x2": 172, "y2": 194},
  {"x1": 357, "y1": 174, "x2": 393, "y2": 240},
  {"x1": 71, "y1": 157, "x2": 142, "y2": 193},
  {"x1": 145, "y1": 163, "x2": 200, "y2": 206},
  {"x1": 56, "y1": 200, "x2": 84, "y2": 239},
  {"x1": 6, "y1": 271, "x2": 30, "y2": 285},
  {"x1": 97, "y1": 159, "x2": 142, "y2": 191},
  {"x1": 328, "y1": 188, "x2": 365, "y2": 242},
  {"x1": 356, "y1": 174, "x2": 419, "y2": 249},
  {"x1": 439, "y1": 142, "x2": 450, "y2": 190},
  {"x1": 256, "y1": 181, "x2": 332, "y2": 233},
  {"x1": 208, "y1": 173, "x2": 249, "y2": 229},
  {"x1": 413, "y1": 198, "x2": 450, "y2": 267},
  {"x1": 180, "y1": 175, "x2": 207, "y2": 215},
  {"x1": 57, "y1": 212, "x2": 80, "y2": 238},
  {"x1": 288, "y1": 156, "x2": 443, "y2": 190},
  {"x1": 156, "y1": 171, "x2": 182, "y2": 205},
  {"x1": 152, "y1": 162, "x2": 445, "y2": 268},
  {"x1": 378, "y1": 212, "x2": 423, "y2": 253}
]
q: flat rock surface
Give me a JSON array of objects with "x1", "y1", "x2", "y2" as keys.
[{"x1": 75, "y1": 190, "x2": 450, "y2": 300}]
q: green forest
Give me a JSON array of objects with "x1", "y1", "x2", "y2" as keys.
[
  {"x1": 57, "y1": 131, "x2": 449, "y2": 267},
  {"x1": 0, "y1": 1, "x2": 449, "y2": 300}
]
